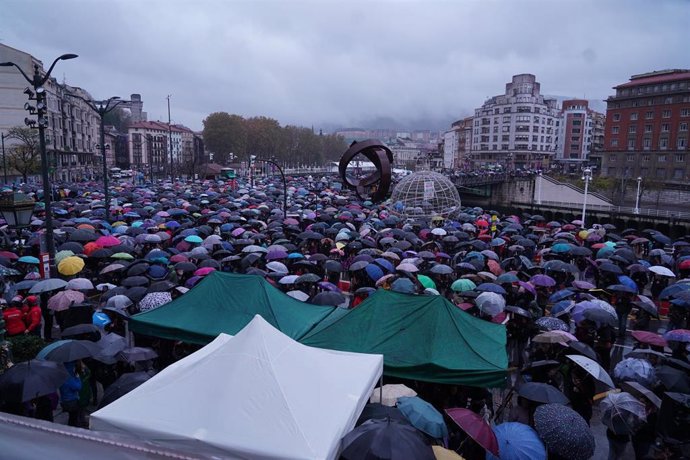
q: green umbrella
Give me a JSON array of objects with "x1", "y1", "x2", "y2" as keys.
[
  {"x1": 55, "y1": 250, "x2": 75, "y2": 265},
  {"x1": 451, "y1": 278, "x2": 476, "y2": 292},
  {"x1": 417, "y1": 275, "x2": 436, "y2": 290}
]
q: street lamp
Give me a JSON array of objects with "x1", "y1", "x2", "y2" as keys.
[
  {"x1": 634, "y1": 176, "x2": 642, "y2": 215},
  {"x1": 0, "y1": 53, "x2": 78, "y2": 277},
  {"x1": 0, "y1": 191, "x2": 35, "y2": 229},
  {"x1": 256, "y1": 158, "x2": 288, "y2": 213},
  {"x1": 66, "y1": 93, "x2": 126, "y2": 222},
  {"x1": 1, "y1": 133, "x2": 8, "y2": 185},
  {"x1": 581, "y1": 167, "x2": 592, "y2": 228},
  {"x1": 536, "y1": 170, "x2": 542, "y2": 205}
]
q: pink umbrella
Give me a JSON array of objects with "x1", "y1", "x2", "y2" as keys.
[
  {"x1": 48, "y1": 290, "x2": 85, "y2": 311},
  {"x1": 170, "y1": 254, "x2": 189, "y2": 263},
  {"x1": 194, "y1": 267, "x2": 216, "y2": 276},
  {"x1": 631, "y1": 330, "x2": 667, "y2": 348},
  {"x1": 95, "y1": 236, "x2": 121, "y2": 248}
]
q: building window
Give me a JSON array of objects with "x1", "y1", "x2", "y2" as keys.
[
  {"x1": 503, "y1": 116, "x2": 511, "y2": 122},
  {"x1": 658, "y1": 154, "x2": 666, "y2": 162},
  {"x1": 656, "y1": 168, "x2": 666, "y2": 179},
  {"x1": 627, "y1": 154, "x2": 634, "y2": 162},
  {"x1": 630, "y1": 113, "x2": 638, "y2": 121},
  {"x1": 503, "y1": 107, "x2": 511, "y2": 113},
  {"x1": 642, "y1": 154, "x2": 650, "y2": 162},
  {"x1": 644, "y1": 138, "x2": 651, "y2": 149},
  {"x1": 628, "y1": 126, "x2": 636, "y2": 134},
  {"x1": 501, "y1": 144, "x2": 509, "y2": 150},
  {"x1": 660, "y1": 138, "x2": 668, "y2": 149},
  {"x1": 679, "y1": 138, "x2": 687, "y2": 149},
  {"x1": 663, "y1": 110, "x2": 671, "y2": 118},
  {"x1": 570, "y1": 144, "x2": 579, "y2": 150},
  {"x1": 645, "y1": 111, "x2": 654, "y2": 119},
  {"x1": 628, "y1": 139, "x2": 636, "y2": 149},
  {"x1": 572, "y1": 120, "x2": 582, "y2": 126},
  {"x1": 674, "y1": 169, "x2": 685, "y2": 180},
  {"x1": 662, "y1": 123, "x2": 670, "y2": 132},
  {"x1": 640, "y1": 167, "x2": 649, "y2": 176},
  {"x1": 675, "y1": 154, "x2": 685, "y2": 162},
  {"x1": 612, "y1": 126, "x2": 619, "y2": 134},
  {"x1": 611, "y1": 139, "x2": 618, "y2": 147},
  {"x1": 613, "y1": 113, "x2": 621, "y2": 121},
  {"x1": 502, "y1": 126, "x2": 510, "y2": 133},
  {"x1": 681, "y1": 108, "x2": 690, "y2": 117},
  {"x1": 680, "y1": 122, "x2": 688, "y2": 132},
  {"x1": 610, "y1": 154, "x2": 617, "y2": 161},
  {"x1": 644, "y1": 125, "x2": 652, "y2": 133}
]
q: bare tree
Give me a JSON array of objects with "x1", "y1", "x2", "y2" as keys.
[{"x1": 5, "y1": 126, "x2": 40, "y2": 183}]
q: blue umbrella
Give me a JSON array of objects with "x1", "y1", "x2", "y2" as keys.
[
  {"x1": 476, "y1": 283, "x2": 507, "y2": 295},
  {"x1": 496, "y1": 273, "x2": 520, "y2": 284},
  {"x1": 551, "y1": 243, "x2": 572, "y2": 254},
  {"x1": 551, "y1": 300, "x2": 575, "y2": 317},
  {"x1": 184, "y1": 235, "x2": 203, "y2": 244},
  {"x1": 396, "y1": 396, "x2": 448, "y2": 439},
  {"x1": 488, "y1": 422, "x2": 546, "y2": 460},
  {"x1": 548, "y1": 289, "x2": 575, "y2": 303},
  {"x1": 660, "y1": 283, "x2": 690, "y2": 300},
  {"x1": 364, "y1": 264, "x2": 384, "y2": 282},
  {"x1": 617, "y1": 275, "x2": 638, "y2": 291},
  {"x1": 18, "y1": 256, "x2": 40, "y2": 264},
  {"x1": 373, "y1": 258, "x2": 395, "y2": 273}
]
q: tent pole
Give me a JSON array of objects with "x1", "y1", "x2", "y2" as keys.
[{"x1": 379, "y1": 375, "x2": 383, "y2": 403}]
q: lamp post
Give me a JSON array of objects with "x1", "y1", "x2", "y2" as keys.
[
  {"x1": 1, "y1": 133, "x2": 7, "y2": 185},
  {"x1": 0, "y1": 53, "x2": 78, "y2": 277},
  {"x1": 634, "y1": 176, "x2": 642, "y2": 215},
  {"x1": 256, "y1": 158, "x2": 288, "y2": 213},
  {"x1": 536, "y1": 170, "x2": 542, "y2": 205},
  {"x1": 167, "y1": 95, "x2": 173, "y2": 179},
  {"x1": 581, "y1": 167, "x2": 592, "y2": 228},
  {"x1": 66, "y1": 94, "x2": 125, "y2": 222}
]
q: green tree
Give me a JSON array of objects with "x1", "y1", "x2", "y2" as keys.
[
  {"x1": 246, "y1": 116, "x2": 282, "y2": 159},
  {"x1": 5, "y1": 126, "x2": 41, "y2": 183},
  {"x1": 102, "y1": 106, "x2": 131, "y2": 132},
  {"x1": 202, "y1": 112, "x2": 247, "y2": 164}
]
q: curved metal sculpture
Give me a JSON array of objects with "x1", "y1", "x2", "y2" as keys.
[{"x1": 338, "y1": 139, "x2": 393, "y2": 203}]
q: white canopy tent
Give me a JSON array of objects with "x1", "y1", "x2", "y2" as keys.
[{"x1": 91, "y1": 315, "x2": 383, "y2": 459}]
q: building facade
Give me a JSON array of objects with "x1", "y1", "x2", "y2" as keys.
[
  {"x1": 443, "y1": 116, "x2": 473, "y2": 170},
  {"x1": 555, "y1": 99, "x2": 605, "y2": 173},
  {"x1": 470, "y1": 74, "x2": 560, "y2": 171},
  {"x1": 600, "y1": 69, "x2": 690, "y2": 183}
]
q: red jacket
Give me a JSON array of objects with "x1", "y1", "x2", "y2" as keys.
[
  {"x1": 3, "y1": 307, "x2": 26, "y2": 336},
  {"x1": 24, "y1": 305, "x2": 42, "y2": 332}
]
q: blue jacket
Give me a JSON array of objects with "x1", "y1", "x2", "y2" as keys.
[{"x1": 60, "y1": 363, "x2": 82, "y2": 402}]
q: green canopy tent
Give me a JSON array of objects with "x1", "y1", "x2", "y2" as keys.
[
  {"x1": 129, "y1": 272, "x2": 345, "y2": 344},
  {"x1": 300, "y1": 289, "x2": 508, "y2": 387}
]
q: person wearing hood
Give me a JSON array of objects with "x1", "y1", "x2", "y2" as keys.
[
  {"x1": 60, "y1": 361, "x2": 83, "y2": 427},
  {"x1": 3, "y1": 297, "x2": 25, "y2": 337},
  {"x1": 22, "y1": 295, "x2": 42, "y2": 336}
]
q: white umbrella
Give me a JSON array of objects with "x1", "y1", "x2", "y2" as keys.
[
  {"x1": 613, "y1": 358, "x2": 656, "y2": 387},
  {"x1": 369, "y1": 384, "x2": 417, "y2": 407},
  {"x1": 106, "y1": 295, "x2": 133, "y2": 310},
  {"x1": 66, "y1": 278, "x2": 94, "y2": 291},
  {"x1": 476, "y1": 292, "x2": 506, "y2": 316},
  {"x1": 431, "y1": 228, "x2": 447, "y2": 236},
  {"x1": 286, "y1": 290, "x2": 309, "y2": 301},
  {"x1": 566, "y1": 354, "x2": 615, "y2": 388},
  {"x1": 96, "y1": 283, "x2": 117, "y2": 292},
  {"x1": 600, "y1": 392, "x2": 647, "y2": 435},
  {"x1": 279, "y1": 275, "x2": 299, "y2": 285},
  {"x1": 649, "y1": 266, "x2": 675, "y2": 277}
]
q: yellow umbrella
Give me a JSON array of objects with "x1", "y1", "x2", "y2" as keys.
[
  {"x1": 432, "y1": 446, "x2": 465, "y2": 460},
  {"x1": 58, "y1": 256, "x2": 85, "y2": 276}
]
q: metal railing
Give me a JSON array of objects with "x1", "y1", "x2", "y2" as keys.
[{"x1": 515, "y1": 200, "x2": 690, "y2": 220}]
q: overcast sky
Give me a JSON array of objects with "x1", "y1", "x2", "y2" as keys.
[{"x1": 2, "y1": 0, "x2": 687, "y2": 132}]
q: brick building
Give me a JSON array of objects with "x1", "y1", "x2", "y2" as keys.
[
  {"x1": 555, "y1": 99, "x2": 605, "y2": 173},
  {"x1": 600, "y1": 69, "x2": 690, "y2": 183}
]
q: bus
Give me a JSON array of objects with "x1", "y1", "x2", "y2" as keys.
[{"x1": 220, "y1": 168, "x2": 236, "y2": 179}]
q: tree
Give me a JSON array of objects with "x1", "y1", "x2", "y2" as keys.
[
  {"x1": 202, "y1": 112, "x2": 247, "y2": 164},
  {"x1": 102, "y1": 107, "x2": 131, "y2": 132},
  {"x1": 245, "y1": 116, "x2": 282, "y2": 159},
  {"x1": 5, "y1": 126, "x2": 40, "y2": 183}
]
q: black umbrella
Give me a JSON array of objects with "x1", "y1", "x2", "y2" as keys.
[
  {"x1": 117, "y1": 347, "x2": 158, "y2": 363},
  {"x1": 37, "y1": 339, "x2": 101, "y2": 362},
  {"x1": 296, "y1": 273, "x2": 321, "y2": 284},
  {"x1": 125, "y1": 286, "x2": 148, "y2": 303},
  {"x1": 340, "y1": 418, "x2": 434, "y2": 460},
  {"x1": 520, "y1": 360, "x2": 560, "y2": 375},
  {"x1": 98, "y1": 371, "x2": 154, "y2": 408},
  {"x1": 61, "y1": 323, "x2": 101, "y2": 340},
  {"x1": 324, "y1": 260, "x2": 343, "y2": 273},
  {"x1": 0, "y1": 359, "x2": 69, "y2": 403},
  {"x1": 147, "y1": 281, "x2": 176, "y2": 293},
  {"x1": 69, "y1": 229, "x2": 99, "y2": 242},
  {"x1": 583, "y1": 308, "x2": 617, "y2": 327},
  {"x1": 607, "y1": 284, "x2": 637, "y2": 294},
  {"x1": 355, "y1": 403, "x2": 410, "y2": 426},
  {"x1": 57, "y1": 242, "x2": 84, "y2": 254},
  {"x1": 311, "y1": 291, "x2": 346, "y2": 306},
  {"x1": 534, "y1": 403, "x2": 595, "y2": 460},
  {"x1": 121, "y1": 276, "x2": 149, "y2": 287},
  {"x1": 126, "y1": 264, "x2": 150, "y2": 277},
  {"x1": 656, "y1": 365, "x2": 690, "y2": 393},
  {"x1": 599, "y1": 263, "x2": 623, "y2": 275},
  {"x1": 568, "y1": 341, "x2": 599, "y2": 361},
  {"x1": 174, "y1": 262, "x2": 197, "y2": 273},
  {"x1": 517, "y1": 382, "x2": 569, "y2": 404}
]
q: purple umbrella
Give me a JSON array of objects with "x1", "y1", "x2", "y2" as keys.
[
  {"x1": 572, "y1": 280, "x2": 595, "y2": 290},
  {"x1": 530, "y1": 274, "x2": 556, "y2": 287},
  {"x1": 518, "y1": 281, "x2": 537, "y2": 296}
]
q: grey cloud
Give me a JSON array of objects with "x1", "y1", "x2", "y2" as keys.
[{"x1": 1, "y1": 0, "x2": 687, "y2": 132}]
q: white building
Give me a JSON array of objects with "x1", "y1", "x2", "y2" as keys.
[{"x1": 470, "y1": 74, "x2": 560, "y2": 170}]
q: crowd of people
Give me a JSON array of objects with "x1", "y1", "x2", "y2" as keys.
[{"x1": 0, "y1": 172, "x2": 689, "y2": 459}]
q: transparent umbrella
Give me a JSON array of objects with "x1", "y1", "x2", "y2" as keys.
[{"x1": 600, "y1": 392, "x2": 647, "y2": 435}]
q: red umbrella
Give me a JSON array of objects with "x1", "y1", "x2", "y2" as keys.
[
  {"x1": 679, "y1": 260, "x2": 690, "y2": 270},
  {"x1": 0, "y1": 251, "x2": 18, "y2": 260},
  {"x1": 83, "y1": 242, "x2": 102, "y2": 256},
  {"x1": 445, "y1": 408, "x2": 499, "y2": 456},
  {"x1": 96, "y1": 236, "x2": 121, "y2": 248},
  {"x1": 631, "y1": 330, "x2": 667, "y2": 348}
]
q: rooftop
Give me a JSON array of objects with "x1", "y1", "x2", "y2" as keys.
[{"x1": 615, "y1": 69, "x2": 690, "y2": 89}]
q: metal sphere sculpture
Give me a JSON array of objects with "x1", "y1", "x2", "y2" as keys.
[
  {"x1": 388, "y1": 171, "x2": 461, "y2": 219},
  {"x1": 339, "y1": 139, "x2": 393, "y2": 203}
]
